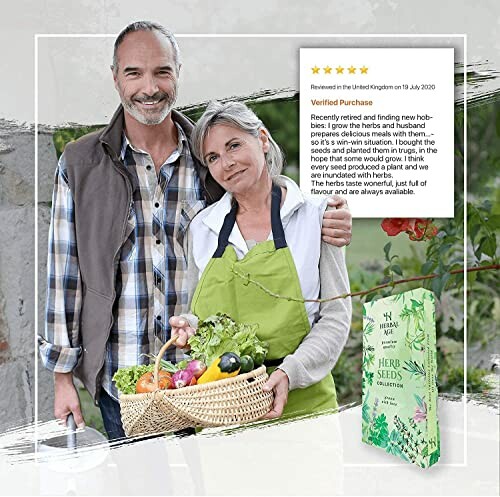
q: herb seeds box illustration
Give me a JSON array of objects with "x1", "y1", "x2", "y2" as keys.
[{"x1": 362, "y1": 288, "x2": 440, "y2": 468}]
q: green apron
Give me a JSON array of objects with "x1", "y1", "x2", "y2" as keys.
[{"x1": 191, "y1": 184, "x2": 337, "y2": 418}]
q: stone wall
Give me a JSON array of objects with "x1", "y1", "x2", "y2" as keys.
[{"x1": 0, "y1": 120, "x2": 57, "y2": 430}]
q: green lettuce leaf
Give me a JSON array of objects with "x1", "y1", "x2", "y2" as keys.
[
  {"x1": 112, "y1": 364, "x2": 155, "y2": 395},
  {"x1": 188, "y1": 313, "x2": 268, "y2": 366}
]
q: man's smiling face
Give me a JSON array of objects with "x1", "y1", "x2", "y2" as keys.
[{"x1": 113, "y1": 30, "x2": 179, "y2": 125}]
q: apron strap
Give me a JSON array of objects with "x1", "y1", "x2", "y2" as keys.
[
  {"x1": 270, "y1": 184, "x2": 287, "y2": 249},
  {"x1": 212, "y1": 183, "x2": 287, "y2": 258},
  {"x1": 213, "y1": 201, "x2": 238, "y2": 258}
]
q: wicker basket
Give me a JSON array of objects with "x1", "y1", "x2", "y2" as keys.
[{"x1": 119, "y1": 335, "x2": 274, "y2": 437}]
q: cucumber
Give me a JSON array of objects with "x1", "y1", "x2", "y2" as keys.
[
  {"x1": 253, "y1": 351, "x2": 266, "y2": 368},
  {"x1": 239, "y1": 355, "x2": 254, "y2": 373}
]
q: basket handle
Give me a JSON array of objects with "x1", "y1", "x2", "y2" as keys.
[{"x1": 153, "y1": 334, "x2": 179, "y2": 389}]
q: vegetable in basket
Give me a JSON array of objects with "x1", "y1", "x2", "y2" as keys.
[
  {"x1": 187, "y1": 313, "x2": 268, "y2": 368},
  {"x1": 172, "y1": 369, "x2": 195, "y2": 388},
  {"x1": 113, "y1": 364, "x2": 156, "y2": 395},
  {"x1": 136, "y1": 370, "x2": 173, "y2": 393},
  {"x1": 197, "y1": 352, "x2": 241, "y2": 384},
  {"x1": 184, "y1": 359, "x2": 207, "y2": 379},
  {"x1": 113, "y1": 359, "x2": 179, "y2": 394},
  {"x1": 118, "y1": 333, "x2": 274, "y2": 437},
  {"x1": 239, "y1": 355, "x2": 254, "y2": 374}
]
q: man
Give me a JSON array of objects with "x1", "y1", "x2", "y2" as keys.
[{"x1": 39, "y1": 21, "x2": 352, "y2": 440}]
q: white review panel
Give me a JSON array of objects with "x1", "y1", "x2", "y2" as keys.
[{"x1": 300, "y1": 48, "x2": 454, "y2": 218}]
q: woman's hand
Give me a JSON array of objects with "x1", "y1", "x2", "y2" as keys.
[
  {"x1": 169, "y1": 316, "x2": 196, "y2": 348},
  {"x1": 262, "y1": 369, "x2": 289, "y2": 419}
]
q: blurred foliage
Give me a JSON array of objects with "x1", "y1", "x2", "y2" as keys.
[
  {"x1": 53, "y1": 126, "x2": 101, "y2": 158},
  {"x1": 248, "y1": 98, "x2": 300, "y2": 168},
  {"x1": 78, "y1": 387, "x2": 106, "y2": 436},
  {"x1": 466, "y1": 100, "x2": 500, "y2": 198},
  {"x1": 439, "y1": 367, "x2": 492, "y2": 394}
]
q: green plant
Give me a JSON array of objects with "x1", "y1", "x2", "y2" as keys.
[
  {"x1": 438, "y1": 366, "x2": 491, "y2": 394},
  {"x1": 78, "y1": 387, "x2": 105, "y2": 435}
]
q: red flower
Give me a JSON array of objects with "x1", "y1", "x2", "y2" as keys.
[
  {"x1": 381, "y1": 218, "x2": 438, "y2": 241},
  {"x1": 408, "y1": 219, "x2": 439, "y2": 241},
  {"x1": 381, "y1": 218, "x2": 411, "y2": 236}
]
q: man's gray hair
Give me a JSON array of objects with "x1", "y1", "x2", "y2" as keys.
[
  {"x1": 112, "y1": 21, "x2": 181, "y2": 74},
  {"x1": 191, "y1": 101, "x2": 285, "y2": 178}
]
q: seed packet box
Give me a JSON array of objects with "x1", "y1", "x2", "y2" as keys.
[{"x1": 362, "y1": 288, "x2": 440, "y2": 468}]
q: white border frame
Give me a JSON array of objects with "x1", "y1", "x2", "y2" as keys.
[{"x1": 34, "y1": 33, "x2": 467, "y2": 467}]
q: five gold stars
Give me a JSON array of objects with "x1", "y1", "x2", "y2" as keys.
[{"x1": 311, "y1": 65, "x2": 369, "y2": 75}]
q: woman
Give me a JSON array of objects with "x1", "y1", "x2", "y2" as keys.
[{"x1": 171, "y1": 101, "x2": 351, "y2": 419}]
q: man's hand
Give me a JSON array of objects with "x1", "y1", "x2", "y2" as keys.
[
  {"x1": 169, "y1": 316, "x2": 196, "y2": 348},
  {"x1": 262, "y1": 369, "x2": 289, "y2": 419},
  {"x1": 322, "y1": 195, "x2": 352, "y2": 247},
  {"x1": 54, "y1": 372, "x2": 85, "y2": 429}
]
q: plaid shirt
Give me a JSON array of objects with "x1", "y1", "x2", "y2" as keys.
[{"x1": 39, "y1": 124, "x2": 206, "y2": 400}]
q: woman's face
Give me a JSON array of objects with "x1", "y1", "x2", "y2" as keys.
[{"x1": 202, "y1": 124, "x2": 270, "y2": 194}]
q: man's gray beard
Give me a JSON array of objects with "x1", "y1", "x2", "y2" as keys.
[{"x1": 122, "y1": 98, "x2": 175, "y2": 126}]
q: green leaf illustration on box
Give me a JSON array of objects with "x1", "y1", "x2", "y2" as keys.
[
  {"x1": 403, "y1": 360, "x2": 426, "y2": 381},
  {"x1": 400, "y1": 299, "x2": 426, "y2": 351},
  {"x1": 368, "y1": 413, "x2": 389, "y2": 448},
  {"x1": 362, "y1": 288, "x2": 440, "y2": 468},
  {"x1": 386, "y1": 429, "x2": 409, "y2": 461},
  {"x1": 361, "y1": 317, "x2": 375, "y2": 396}
]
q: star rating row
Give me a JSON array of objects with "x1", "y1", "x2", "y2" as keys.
[{"x1": 311, "y1": 65, "x2": 368, "y2": 74}]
